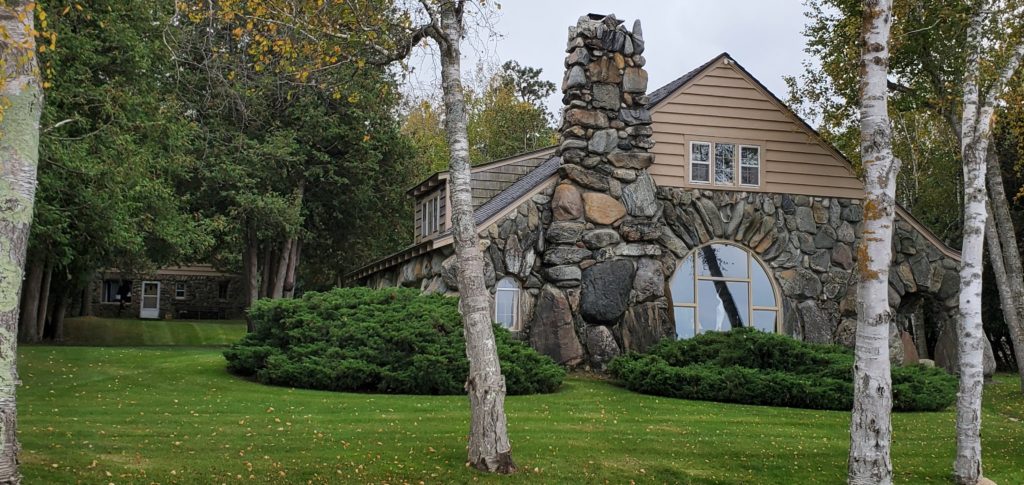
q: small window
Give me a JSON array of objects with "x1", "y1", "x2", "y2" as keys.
[
  {"x1": 715, "y1": 143, "x2": 735, "y2": 185},
  {"x1": 421, "y1": 193, "x2": 442, "y2": 236},
  {"x1": 690, "y1": 142, "x2": 711, "y2": 183},
  {"x1": 174, "y1": 282, "x2": 186, "y2": 299},
  {"x1": 494, "y1": 277, "x2": 521, "y2": 330},
  {"x1": 102, "y1": 279, "x2": 132, "y2": 303},
  {"x1": 740, "y1": 145, "x2": 760, "y2": 186}
]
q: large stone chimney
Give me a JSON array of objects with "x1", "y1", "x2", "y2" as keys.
[{"x1": 532, "y1": 14, "x2": 671, "y2": 370}]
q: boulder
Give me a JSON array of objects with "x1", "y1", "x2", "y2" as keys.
[
  {"x1": 546, "y1": 221, "x2": 585, "y2": 244},
  {"x1": 901, "y1": 331, "x2": 920, "y2": 365},
  {"x1": 588, "y1": 127, "x2": 619, "y2": 153},
  {"x1": 592, "y1": 84, "x2": 620, "y2": 111},
  {"x1": 564, "y1": 108, "x2": 608, "y2": 129},
  {"x1": 561, "y1": 165, "x2": 610, "y2": 192},
  {"x1": 623, "y1": 67, "x2": 648, "y2": 93},
  {"x1": 581, "y1": 259, "x2": 635, "y2": 325},
  {"x1": 632, "y1": 258, "x2": 664, "y2": 302},
  {"x1": 552, "y1": 183, "x2": 583, "y2": 221},
  {"x1": 545, "y1": 265, "x2": 581, "y2": 284},
  {"x1": 529, "y1": 285, "x2": 584, "y2": 366},
  {"x1": 619, "y1": 220, "x2": 661, "y2": 241},
  {"x1": 621, "y1": 302, "x2": 673, "y2": 353},
  {"x1": 583, "y1": 192, "x2": 627, "y2": 225},
  {"x1": 934, "y1": 321, "x2": 997, "y2": 378},
  {"x1": 504, "y1": 234, "x2": 524, "y2": 276},
  {"x1": 582, "y1": 228, "x2": 621, "y2": 249},
  {"x1": 799, "y1": 300, "x2": 835, "y2": 344},
  {"x1": 543, "y1": 247, "x2": 592, "y2": 266},
  {"x1": 607, "y1": 151, "x2": 654, "y2": 169},
  {"x1": 585, "y1": 325, "x2": 620, "y2": 370},
  {"x1": 621, "y1": 172, "x2": 657, "y2": 217}
]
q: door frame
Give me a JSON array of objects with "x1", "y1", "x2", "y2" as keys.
[{"x1": 139, "y1": 280, "x2": 161, "y2": 319}]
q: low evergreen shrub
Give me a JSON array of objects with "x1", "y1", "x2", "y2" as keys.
[
  {"x1": 224, "y1": 287, "x2": 564, "y2": 395},
  {"x1": 608, "y1": 327, "x2": 957, "y2": 411}
]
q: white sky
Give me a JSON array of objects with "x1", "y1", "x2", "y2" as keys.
[{"x1": 406, "y1": 1, "x2": 814, "y2": 116}]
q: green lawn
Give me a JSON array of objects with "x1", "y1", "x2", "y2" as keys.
[
  {"x1": 60, "y1": 316, "x2": 246, "y2": 346},
  {"x1": 15, "y1": 346, "x2": 1024, "y2": 484}
]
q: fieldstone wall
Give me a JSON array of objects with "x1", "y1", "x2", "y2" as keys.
[{"x1": 358, "y1": 13, "x2": 979, "y2": 374}]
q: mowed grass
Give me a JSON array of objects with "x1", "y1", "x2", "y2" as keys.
[
  {"x1": 60, "y1": 316, "x2": 246, "y2": 346},
  {"x1": 15, "y1": 346, "x2": 1024, "y2": 484}
]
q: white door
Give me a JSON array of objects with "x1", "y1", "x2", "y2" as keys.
[{"x1": 140, "y1": 281, "x2": 161, "y2": 319}]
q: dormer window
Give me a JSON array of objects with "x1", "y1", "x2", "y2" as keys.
[{"x1": 689, "y1": 140, "x2": 761, "y2": 188}]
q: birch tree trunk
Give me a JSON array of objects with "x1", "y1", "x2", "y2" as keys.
[
  {"x1": 954, "y1": 9, "x2": 1024, "y2": 481},
  {"x1": 270, "y1": 239, "x2": 292, "y2": 299},
  {"x1": 983, "y1": 204, "x2": 1024, "y2": 390},
  {"x1": 243, "y1": 232, "x2": 259, "y2": 332},
  {"x1": 848, "y1": 1, "x2": 896, "y2": 483},
  {"x1": 984, "y1": 149, "x2": 1024, "y2": 391},
  {"x1": 0, "y1": 1, "x2": 43, "y2": 481},
  {"x1": 428, "y1": 1, "x2": 515, "y2": 473},
  {"x1": 283, "y1": 239, "x2": 300, "y2": 298}
]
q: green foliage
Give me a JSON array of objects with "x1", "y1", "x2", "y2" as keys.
[
  {"x1": 609, "y1": 328, "x2": 957, "y2": 412},
  {"x1": 403, "y1": 61, "x2": 556, "y2": 175},
  {"x1": 33, "y1": 0, "x2": 210, "y2": 284},
  {"x1": 224, "y1": 287, "x2": 564, "y2": 395}
]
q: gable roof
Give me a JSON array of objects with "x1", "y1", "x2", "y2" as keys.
[{"x1": 347, "y1": 54, "x2": 960, "y2": 282}]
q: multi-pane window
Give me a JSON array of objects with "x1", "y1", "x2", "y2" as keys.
[
  {"x1": 689, "y1": 140, "x2": 761, "y2": 187},
  {"x1": 670, "y1": 242, "x2": 780, "y2": 339},
  {"x1": 420, "y1": 193, "x2": 441, "y2": 236},
  {"x1": 740, "y1": 145, "x2": 760, "y2": 186},
  {"x1": 494, "y1": 277, "x2": 521, "y2": 330},
  {"x1": 174, "y1": 282, "x2": 186, "y2": 299},
  {"x1": 690, "y1": 142, "x2": 711, "y2": 183},
  {"x1": 714, "y1": 143, "x2": 735, "y2": 185}
]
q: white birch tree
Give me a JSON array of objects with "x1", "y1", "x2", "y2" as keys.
[
  {"x1": 414, "y1": 1, "x2": 516, "y2": 472},
  {"x1": 0, "y1": 0, "x2": 43, "y2": 482},
  {"x1": 848, "y1": 0, "x2": 897, "y2": 483},
  {"x1": 954, "y1": 3, "x2": 1024, "y2": 482}
]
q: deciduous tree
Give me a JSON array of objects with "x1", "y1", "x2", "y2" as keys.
[
  {"x1": 0, "y1": 0, "x2": 42, "y2": 480},
  {"x1": 847, "y1": 1, "x2": 896, "y2": 483}
]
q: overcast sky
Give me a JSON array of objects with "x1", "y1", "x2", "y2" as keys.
[{"x1": 408, "y1": 1, "x2": 815, "y2": 116}]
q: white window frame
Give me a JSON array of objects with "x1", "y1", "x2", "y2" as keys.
[
  {"x1": 689, "y1": 141, "x2": 711, "y2": 184},
  {"x1": 494, "y1": 277, "x2": 521, "y2": 330},
  {"x1": 174, "y1": 282, "x2": 186, "y2": 299},
  {"x1": 421, "y1": 193, "x2": 441, "y2": 237},
  {"x1": 739, "y1": 145, "x2": 761, "y2": 187},
  {"x1": 714, "y1": 142, "x2": 737, "y2": 187}
]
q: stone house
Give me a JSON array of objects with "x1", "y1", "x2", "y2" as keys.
[
  {"x1": 90, "y1": 264, "x2": 245, "y2": 320},
  {"x1": 350, "y1": 14, "x2": 989, "y2": 373}
]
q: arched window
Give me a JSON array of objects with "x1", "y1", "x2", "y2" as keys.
[
  {"x1": 670, "y1": 242, "x2": 780, "y2": 338},
  {"x1": 494, "y1": 277, "x2": 521, "y2": 330}
]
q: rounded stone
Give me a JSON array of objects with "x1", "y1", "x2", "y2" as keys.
[
  {"x1": 581, "y1": 259, "x2": 635, "y2": 325},
  {"x1": 582, "y1": 192, "x2": 627, "y2": 225}
]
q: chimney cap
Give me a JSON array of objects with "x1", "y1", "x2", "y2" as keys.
[{"x1": 585, "y1": 13, "x2": 624, "y2": 25}]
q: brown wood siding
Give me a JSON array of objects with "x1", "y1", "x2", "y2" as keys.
[
  {"x1": 649, "y1": 60, "x2": 865, "y2": 199},
  {"x1": 470, "y1": 155, "x2": 548, "y2": 207}
]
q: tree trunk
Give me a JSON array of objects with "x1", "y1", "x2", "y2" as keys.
[
  {"x1": 79, "y1": 286, "x2": 91, "y2": 317},
  {"x1": 16, "y1": 263, "x2": 41, "y2": 343},
  {"x1": 0, "y1": 2, "x2": 43, "y2": 482},
  {"x1": 270, "y1": 238, "x2": 292, "y2": 299},
  {"x1": 984, "y1": 148, "x2": 1024, "y2": 391},
  {"x1": 34, "y1": 261, "x2": 52, "y2": 340},
  {"x1": 243, "y1": 232, "x2": 259, "y2": 332},
  {"x1": 259, "y1": 246, "x2": 272, "y2": 299},
  {"x1": 50, "y1": 292, "x2": 68, "y2": 342},
  {"x1": 848, "y1": 1, "x2": 895, "y2": 483},
  {"x1": 283, "y1": 239, "x2": 301, "y2": 298},
  {"x1": 953, "y1": 13, "x2": 1023, "y2": 484},
  {"x1": 433, "y1": 1, "x2": 515, "y2": 473}
]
